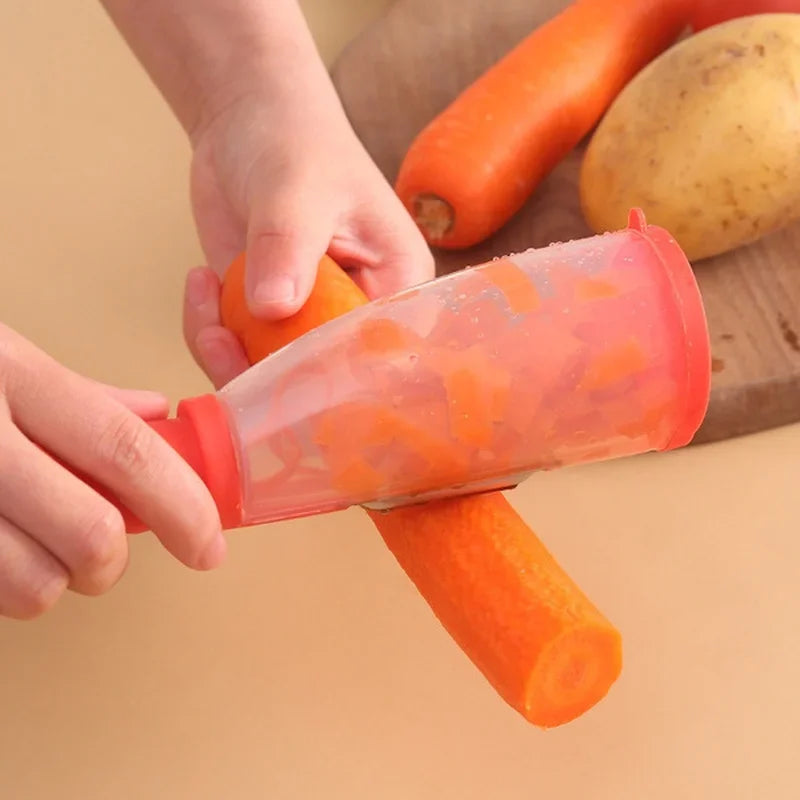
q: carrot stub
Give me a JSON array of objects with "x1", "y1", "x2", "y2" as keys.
[
  {"x1": 394, "y1": 0, "x2": 692, "y2": 249},
  {"x1": 220, "y1": 253, "x2": 622, "y2": 728}
]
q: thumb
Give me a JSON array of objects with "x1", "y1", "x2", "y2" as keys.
[
  {"x1": 244, "y1": 187, "x2": 334, "y2": 320},
  {"x1": 88, "y1": 382, "x2": 170, "y2": 420}
]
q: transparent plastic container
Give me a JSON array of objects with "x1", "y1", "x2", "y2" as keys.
[{"x1": 100, "y1": 210, "x2": 712, "y2": 531}]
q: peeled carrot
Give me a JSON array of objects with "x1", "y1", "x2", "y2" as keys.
[
  {"x1": 220, "y1": 254, "x2": 622, "y2": 727},
  {"x1": 394, "y1": 0, "x2": 692, "y2": 249}
]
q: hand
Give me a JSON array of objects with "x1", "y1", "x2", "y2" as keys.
[
  {"x1": 183, "y1": 80, "x2": 434, "y2": 387},
  {"x1": 98, "y1": 0, "x2": 434, "y2": 388},
  {"x1": 0, "y1": 324, "x2": 226, "y2": 620}
]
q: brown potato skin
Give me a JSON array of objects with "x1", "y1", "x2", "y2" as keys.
[{"x1": 580, "y1": 14, "x2": 800, "y2": 262}]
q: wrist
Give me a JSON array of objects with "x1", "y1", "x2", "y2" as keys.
[
  {"x1": 101, "y1": 0, "x2": 329, "y2": 141},
  {"x1": 190, "y1": 54, "x2": 343, "y2": 151}
]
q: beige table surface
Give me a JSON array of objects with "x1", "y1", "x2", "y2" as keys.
[{"x1": 1, "y1": 3, "x2": 799, "y2": 799}]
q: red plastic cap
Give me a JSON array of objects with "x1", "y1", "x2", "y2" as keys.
[
  {"x1": 150, "y1": 394, "x2": 244, "y2": 529},
  {"x1": 626, "y1": 208, "x2": 711, "y2": 449}
]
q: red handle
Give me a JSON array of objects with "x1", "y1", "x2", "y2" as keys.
[{"x1": 65, "y1": 395, "x2": 244, "y2": 533}]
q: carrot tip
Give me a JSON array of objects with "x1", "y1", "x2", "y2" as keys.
[
  {"x1": 523, "y1": 625, "x2": 623, "y2": 728},
  {"x1": 412, "y1": 193, "x2": 455, "y2": 242}
]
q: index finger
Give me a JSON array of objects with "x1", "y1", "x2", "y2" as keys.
[
  {"x1": 5, "y1": 340, "x2": 225, "y2": 570},
  {"x1": 334, "y1": 189, "x2": 436, "y2": 300}
]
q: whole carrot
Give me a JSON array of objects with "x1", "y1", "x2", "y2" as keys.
[
  {"x1": 394, "y1": 0, "x2": 692, "y2": 249},
  {"x1": 220, "y1": 253, "x2": 622, "y2": 728},
  {"x1": 691, "y1": 1, "x2": 800, "y2": 31}
]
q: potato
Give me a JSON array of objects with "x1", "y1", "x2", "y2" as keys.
[{"x1": 579, "y1": 14, "x2": 800, "y2": 262}]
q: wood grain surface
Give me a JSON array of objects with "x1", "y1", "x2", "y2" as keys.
[{"x1": 331, "y1": 0, "x2": 800, "y2": 444}]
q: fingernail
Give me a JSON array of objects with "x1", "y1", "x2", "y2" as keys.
[
  {"x1": 196, "y1": 334, "x2": 231, "y2": 374},
  {"x1": 186, "y1": 270, "x2": 209, "y2": 307},
  {"x1": 253, "y1": 275, "x2": 296, "y2": 308},
  {"x1": 199, "y1": 533, "x2": 227, "y2": 570},
  {"x1": 135, "y1": 389, "x2": 169, "y2": 404}
]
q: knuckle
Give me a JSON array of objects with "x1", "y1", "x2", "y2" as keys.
[
  {"x1": 0, "y1": 328, "x2": 23, "y2": 383},
  {"x1": 250, "y1": 227, "x2": 305, "y2": 249},
  {"x1": 95, "y1": 413, "x2": 152, "y2": 478}
]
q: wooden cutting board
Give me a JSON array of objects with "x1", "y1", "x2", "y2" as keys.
[{"x1": 331, "y1": 0, "x2": 800, "y2": 445}]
